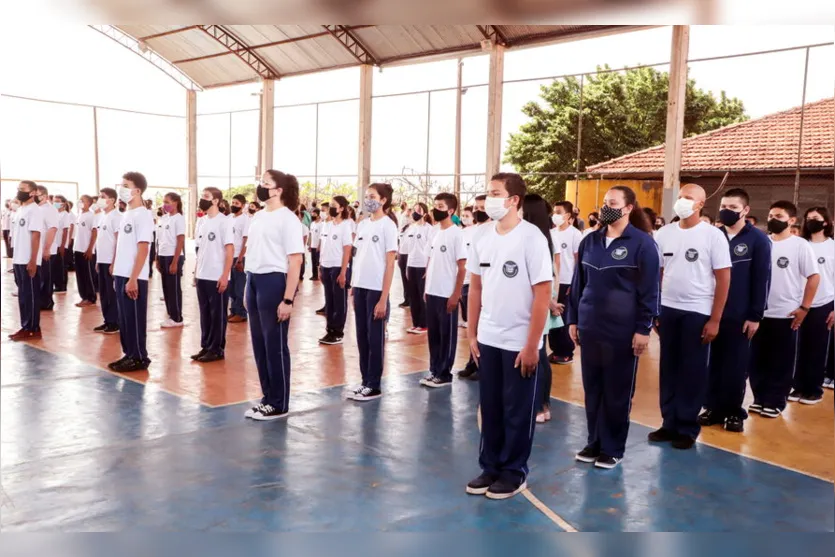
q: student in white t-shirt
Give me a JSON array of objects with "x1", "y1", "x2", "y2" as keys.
[
  {"x1": 243, "y1": 170, "x2": 305, "y2": 421},
  {"x1": 457, "y1": 197, "x2": 489, "y2": 381},
  {"x1": 405, "y1": 202, "x2": 435, "y2": 333},
  {"x1": 309, "y1": 208, "x2": 322, "y2": 281},
  {"x1": 396, "y1": 207, "x2": 416, "y2": 309},
  {"x1": 548, "y1": 201, "x2": 583, "y2": 365},
  {"x1": 93, "y1": 188, "x2": 121, "y2": 334},
  {"x1": 73, "y1": 195, "x2": 98, "y2": 306},
  {"x1": 227, "y1": 194, "x2": 251, "y2": 323},
  {"x1": 157, "y1": 192, "x2": 187, "y2": 328},
  {"x1": 318, "y1": 196, "x2": 353, "y2": 345},
  {"x1": 52, "y1": 196, "x2": 71, "y2": 293},
  {"x1": 582, "y1": 211, "x2": 600, "y2": 238},
  {"x1": 2, "y1": 199, "x2": 12, "y2": 258},
  {"x1": 418, "y1": 193, "x2": 467, "y2": 388},
  {"x1": 784, "y1": 206, "x2": 830, "y2": 406},
  {"x1": 65, "y1": 201, "x2": 77, "y2": 272},
  {"x1": 297, "y1": 210, "x2": 310, "y2": 281},
  {"x1": 9, "y1": 181, "x2": 44, "y2": 341},
  {"x1": 108, "y1": 172, "x2": 155, "y2": 373},
  {"x1": 347, "y1": 183, "x2": 399, "y2": 401},
  {"x1": 465, "y1": 173, "x2": 552, "y2": 501},
  {"x1": 6, "y1": 199, "x2": 20, "y2": 261},
  {"x1": 191, "y1": 188, "x2": 235, "y2": 364},
  {"x1": 652, "y1": 184, "x2": 731, "y2": 448},
  {"x1": 35, "y1": 185, "x2": 59, "y2": 312}
]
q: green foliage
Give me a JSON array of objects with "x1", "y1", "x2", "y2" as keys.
[{"x1": 503, "y1": 65, "x2": 748, "y2": 201}]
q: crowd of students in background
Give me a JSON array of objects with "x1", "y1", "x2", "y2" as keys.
[{"x1": 2, "y1": 173, "x2": 833, "y2": 500}]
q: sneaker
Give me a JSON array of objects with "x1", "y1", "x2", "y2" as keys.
[
  {"x1": 412, "y1": 327, "x2": 427, "y2": 335},
  {"x1": 315, "y1": 306, "x2": 326, "y2": 315},
  {"x1": 111, "y1": 358, "x2": 149, "y2": 372},
  {"x1": 485, "y1": 478, "x2": 527, "y2": 500},
  {"x1": 227, "y1": 314, "x2": 247, "y2": 323},
  {"x1": 748, "y1": 403, "x2": 763, "y2": 415},
  {"x1": 799, "y1": 393, "x2": 823, "y2": 405},
  {"x1": 103, "y1": 324, "x2": 120, "y2": 335},
  {"x1": 535, "y1": 412, "x2": 546, "y2": 424},
  {"x1": 553, "y1": 355, "x2": 573, "y2": 365},
  {"x1": 108, "y1": 356, "x2": 129, "y2": 369},
  {"x1": 595, "y1": 455, "x2": 622, "y2": 469},
  {"x1": 724, "y1": 416, "x2": 744, "y2": 433},
  {"x1": 76, "y1": 300, "x2": 95, "y2": 307},
  {"x1": 823, "y1": 378, "x2": 834, "y2": 390},
  {"x1": 760, "y1": 407, "x2": 782, "y2": 418},
  {"x1": 250, "y1": 404, "x2": 289, "y2": 421},
  {"x1": 421, "y1": 375, "x2": 452, "y2": 388},
  {"x1": 9, "y1": 329, "x2": 41, "y2": 341},
  {"x1": 191, "y1": 349, "x2": 208, "y2": 361},
  {"x1": 351, "y1": 387, "x2": 382, "y2": 401},
  {"x1": 319, "y1": 334, "x2": 343, "y2": 345},
  {"x1": 398, "y1": 301, "x2": 410, "y2": 308},
  {"x1": 458, "y1": 321, "x2": 468, "y2": 329},
  {"x1": 161, "y1": 318, "x2": 184, "y2": 328},
  {"x1": 575, "y1": 446, "x2": 599, "y2": 463},
  {"x1": 244, "y1": 405, "x2": 262, "y2": 419},
  {"x1": 196, "y1": 351, "x2": 225, "y2": 363},
  {"x1": 671, "y1": 435, "x2": 696, "y2": 450},
  {"x1": 787, "y1": 390, "x2": 802, "y2": 402},
  {"x1": 648, "y1": 428, "x2": 677, "y2": 443},
  {"x1": 465, "y1": 473, "x2": 497, "y2": 495},
  {"x1": 697, "y1": 409, "x2": 724, "y2": 427},
  {"x1": 93, "y1": 324, "x2": 108, "y2": 333},
  {"x1": 457, "y1": 364, "x2": 478, "y2": 379}
]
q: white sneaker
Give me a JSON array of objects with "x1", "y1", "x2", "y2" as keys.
[
  {"x1": 161, "y1": 318, "x2": 184, "y2": 328},
  {"x1": 459, "y1": 321, "x2": 468, "y2": 329}
]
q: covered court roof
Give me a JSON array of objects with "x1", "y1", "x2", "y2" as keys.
[{"x1": 105, "y1": 25, "x2": 635, "y2": 89}]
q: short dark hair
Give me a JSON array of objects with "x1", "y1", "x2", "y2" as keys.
[
  {"x1": 722, "y1": 188, "x2": 750, "y2": 206},
  {"x1": 203, "y1": 187, "x2": 223, "y2": 201},
  {"x1": 770, "y1": 200, "x2": 797, "y2": 218},
  {"x1": 122, "y1": 171, "x2": 147, "y2": 192},
  {"x1": 232, "y1": 194, "x2": 247, "y2": 205},
  {"x1": 19, "y1": 180, "x2": 37, "y2": 191},
  {"x1": 554, "y1": 200, "x2": 574, "y2": 215},
  {"x1": 36, "y1": 185, "x2": 49, "y2": 196},
  {"x1": 434, "y1": 192, "x2": 458, "y2": 213},
  {"x1": 474, "y1": 194, "x2": 487, "y2": 202},
  {"x1": 463, "y1": 205, "x2": 474, "y2": 214},
  {"x1": 490, "y1": 173, "x2": 526, "y2": 210},
  {"x1": 100, "y1": 187, "x2": 117, "y2": 201}
]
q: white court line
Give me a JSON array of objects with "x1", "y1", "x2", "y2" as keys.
[{"x1": 522, "y1": 489, "x2": 578, "y2": 532}]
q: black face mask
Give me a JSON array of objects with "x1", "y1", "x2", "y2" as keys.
[
  {"x1": 806, "y1": 219, "x2": 825, "y2": 234},
  {"x1": 718, "y1": 208, "x2": 742, "y2": 227},
  {"x1": 249, "y1": 208, "x2": 257, "y2": 215},
  {"x1": 473, "y1": 210, "x2": 490, "y2": 224},
  {"x1": 198, "y1": 199, "x2": 213, "y2": 212},
  {"x1": 230, "y1": 205, "x2": 241, "y2": 214},
  {"x1": 412, "y1": 212, "x2": 422, "y2": 222},
  {"x1": 16, "y1": 191, "x2": 31, "y2": 203},
  {"x1": 588, "y1": 218, "x2": 598, "y2": 228},
  {"x1": 767, "y1": 218, "x2": 789, "y2": 235},
  {"x1": 329, "y1": 207, "x2": 338, "y2": 218},
  {"x1": 598, "y1": 205, "x2": 624, "y2": 225},
  {"x1": 256, "y1": 185, "x2": 275, "y2": 202},
  {"x1": 432, "y1": 209, "x2": 449, "y2": 222}
]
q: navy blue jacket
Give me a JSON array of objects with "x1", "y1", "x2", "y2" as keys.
[
  {"x1": 567, "y1": 224, "x2": 661, "y2": 337},
  {"x1": 721, "y1": 222, "x2": 771, "y2": 323}
]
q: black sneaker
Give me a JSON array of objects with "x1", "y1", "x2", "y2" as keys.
[
  {"x1": 575, "y1": 446, "x2": 600, "y2": 463},
  {"x1": 799, "y1": 393, "x2": 823, "y2": 405},
  {"x1": 420, "y1": 375, "x2": 452, "y2": 388},
  {"x1": 319, "y1": 334, "x2": 343, "y2": 345},
  {"x1": 351, "y1": 387, "x2": 382, "y2": 401},
  {"x1": 197, "y1": 351, "x2": 225, "y2": 363},
  {"x1": 103, "y1": 324, "x2": 120, "y2": 335},
  {"x1": 760, "y1": 407, "x2": 782, "y2": 418},
  {"x1": 485, "y1": 478, "x2": 527, "y2": 500},
  {"x1": 93, "y1": 324, "x2": 108, "y2": 333},
  {"x1": 111, "y1": 358, "x2": 148, "y2": 372},
  {"x1": 465, "y1": 473, "x2": 497, "y2": 495},
  {"x1": 594, "y1": 454, "x2": 622, "y2": 469},
  {"x1": 315, "y1": 306, "x2": 326, "y2": 315},
  {"x1": 107, "y1": 356, "x2": 129, "y2": 370},
  {"x1": 748, "y1": 403, "x2": 763, "y2": 415},
  {"x1": 724, "y1": 416, "x2": 744, "y2": 433},
  {"x1": 787, "y1": 389, "x2": 802, "y2": 402},
  {"x1": 552, "y1": 355, "x2": 573, "y2": 365},
  {"x1": 251, "y1": 404, "x2": 289, "y2": 421},
  {"x1": 648, "y1": 428, "x2": 677, "y2": 443},
  {"x1": 457, "y1": 364, "x2": 478, "y2": 379},
  {"x1": 244, "y1": 404, "x2": 262, "y2": 419},
  {"x1": 398, "y1": 301, "x2": 410, "y2": 308},
  {"x1": 697, "y1": 409, "x2": 724, "y2": 427},
  {"x1": 822, "y1": 378, "x2": 834, "y2": 390},
  {"x1": 191, "y1": 348, "x2": 207, "y2": 361},
  {"x1": 671, "y1": 435, "x2": 696, "y2": 450}
]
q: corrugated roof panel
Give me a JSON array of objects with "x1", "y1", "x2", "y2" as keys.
[
  {"x1": 118, "y1": 25, "x2": 188, "y2": 40},
  {"x1": 498, "y1": 25, "x2": 573, "y2": 40},
  {"x1": 147, "y1": 28, "x2": 230, "y2": 63},
  {"x1": 226, "y1": 25, "x2": 325, "y2": 48},
  {"x1": 261, "y1": 36, "x2": 357, "y2": 75},
  {"x1": 177, "y1": 55, "x2": 258, "y2": 88}
]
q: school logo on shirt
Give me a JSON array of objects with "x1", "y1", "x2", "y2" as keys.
[
  {"x1": 502, "y1": 261, "x2": 519, "y2": 278},
  {"x1": 417, "y1": 234, "x2": 422, "y2": 239},
  {"x1": 685, "y1": 248, "x2": 699, "y2": 262},
  {"x1": 165, "y1": 224, "x2": 170, "y2": 230},
  {"x1": 208, "y1": 232, "x2": 216, "y2": 241},
  {"x1": 777, "y1": 256, "x2": 790, "y2": 269},
  {"x1": 372, "y1": 235, "x2": 379, "y2": 243},
  {"x1": 102, "y1": 225, "x2": 107, "y2": 231},
  {"x1": 611, "y1": 246, "x2": 628, "y2": 260},
  {"x1": 818, "y1": 256, "x2": 826, "y2": 264},
  {"x1": 18, "y1": 218, "x2": 25, "y2": 227},
  {"x1": 440, "y1": 245, "x2": 447, "y2": 252},
  {"x1": 123, "y1": 224, "x2": 133, "y2": 234},
  {"x1": 561, "y1": 242, "x2": 567, "y2": 249},
  {"x1": 81, "y1": 222, "x2": 86, "y2": 227},
  {"x1": 332, "y1": 234, "x2": 337, "y2": 240},
  {"x1": 734, "y1": 244, "x2": 748, "y2": 256}
]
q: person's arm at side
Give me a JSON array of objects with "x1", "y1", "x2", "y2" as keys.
[
  {"x1": 28, "y1": 231, "x2": 41, "y2": 277},
  {"x1": 375, "y1": 252, "x2": 397, "y2": 319},
  {"x1": 744, "y1": 234, "x2": 772, "y2": 339},
  {"x1": 517, "y1": 282, "x2": 552, "y2": 377},
  {"x1": 218, "y1": 244, "x2": 234, "y2": 292},
  {"x1": 467, "y1": 275, "x2": 483, "y2": 364},
  {"x1": 59, "y1": 227, "x2": 68, "y2": 256},
  {"x1": 280, "y1": 254, "x2": 303, "y2": 320},
  {"x1": 703, "y1": 268, "x2": 730, "y2": 343},
  {"x1": 790, "y1": 242, "x2": 821, "y2": 330},
  {"x1": 339, "y1": 244, "x2": 351, "y2": 288},
  {"x1": 43, "y1": 226, "x2": 57, "y2": 264},
  {"x1": 86, "y1": 227, "x2": 97, "y2": 260},
  {"x1": 110, "y1": 232, "x2": 118, "y2": 276},
  {"x1": 126, "y1": 243, "x2": 149, "y2": 299},
  {"x1": 567, "y1": 240, "x2": 585, "y2": 346},
  {"x1": 634, "y1": 240, "x2": 661, "y2": 356}
]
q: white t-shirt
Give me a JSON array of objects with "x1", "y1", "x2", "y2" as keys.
[
  {"x1": 320, "y1": 220, "x2": 353, "y2": 268},
  {"x1": 113, "y1": 206, "x2": 154, "y2": 280},
  {"x1": 196, "y1": 213, "x2": 234, "y2": 281},
  {"x1": 399, "y1": 222, "x2": 416, "y2": 255},
  {"x1": 38, "y1": 204, "x2": 60, "y2": 256},
  {"x1": 74, "y1": 211, "x2": 95, "y2": 252},
  {"x1": 96, "y1": 209, "x2": 121, "y2": 265},
  {"x1": 8, "y1": 209, "x2": 17, "y2": 239},
  {"x1": 583, "y1": 227, "x2": 596, "y2": 238},
  {"x1": 1, "y1": 208, "x2": 10, "y2": 231},
  {"x1": 59, "y1": 212, "x2": 73, "y2": 247},
  {"x1": 406, "y1": 222, "x2": 435, "y2": 268},
  {"x1": 310, "y1": 220, "x2": 323, "y2": 249},
  {"x1": 12, "y1": 203, "x2": 44, "y2": 265},
  {"x1": 810, "y1": 238, "x2": 835, "y2": 307},
  {"x1": 350, "y1": 215, "x2": 398, "y2": 291},
  {"x1": 425, "y1": 225, "x2": 466, "y2": 298},
  {"x1": 53, "y1": 210, "x2": 69, "y2": 250},
  {"x1": 230, "y1": 213, "x2": 250, "y2": 258},
  {"x1": 245, "y1": 206, "x2": 305, "y2": 274},
  {"x1": 467, "y1": 220, "x2": 552, "y2": 352},
  {"x1": 158, "y1": 213, "x2": 186, "y2": 257},
  {"x1": 765, "y1": 235, "x2": 819, "y2": 318},
  {"x1": 462, "y1": 225, "x2": 480, "y2": 287},
  {"x1": 195, "y1": 216, "x2": 205, "y2": 242},
  {"x1": 551, "y1": 225, "x2": 583, "y2": 284},
  {"x1": 654, "y1": 221, "x2": 732, "y2": 316}
]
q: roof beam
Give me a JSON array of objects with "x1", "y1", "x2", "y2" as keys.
[
  {"x1": 322, "y1": 25, "x2": 379, "y2": 66},
  {"x1": 198, "y1": 25, "x2": 281, "y2": 80},
  {"x1": 476, "y1": 25, "x2": 508, "y2": 46},
  {"x1": 138, "y1": 26, "x2": 200, "y2": 41}
]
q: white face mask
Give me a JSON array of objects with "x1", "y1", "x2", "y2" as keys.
[
  {"x1": 673, "y1": 198, "x2": 696, "y2": 219},
  {"x1": 551, "y1": 214, "x2": 564, "y2": 227},
  {"x1": 462, "y1": 216, "x2": 473, "y2": 226},
  {"x1": 118, "y1": 187, "x2": 134, "y2": 204},
  {"x1": 96, "y1": 198, "x2": 108, "y2": 209},
  {"x1": 485, "y1": 196, "x2": 510, "y2": 221}
]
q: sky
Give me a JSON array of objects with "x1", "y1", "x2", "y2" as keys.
[{"x1": 1, "y1": 24, "x2": 833, "y2": 202}]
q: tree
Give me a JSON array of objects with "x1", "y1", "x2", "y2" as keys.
[{"x1": 503, "y1": 65, "x2": 748, "y2": 201}]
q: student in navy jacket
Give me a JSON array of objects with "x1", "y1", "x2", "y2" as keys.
[
  {"x1": 700, "y1": 189, "x2": 771, "y2": 433},
  {"x1": 567, "y1": 185, "x2": 660, "y2": 469}
]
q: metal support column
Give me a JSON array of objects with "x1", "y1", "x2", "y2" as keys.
[
  {"x1": 357, "y1": 64, "x2": 373, "y2": 202},
  {"x1": 259, "y1": 79, "x2": 275, "y2": 177},
  {"x1": 186, "y1": 90, "x2": 198, "y2": 237},
  {"x1": 454, "y1": 59, "x2": 463, "y2": 207},
  {"x1": 485, "y1": 44, "x2": 505, "y2": 185},
  {"x1": 662, "y1": 25, "x2": 690, "y2": 220},
  {"x1": 92, "y1": 107, "x2": 101, "y2": 194}
]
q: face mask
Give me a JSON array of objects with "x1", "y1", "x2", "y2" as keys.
[
  {"x1": 806, "y1": 219, "x2": 825, "y2": 234},
  {"x1": 598, "y1": 205, "x2": 624, "y2": 225},
  {"x1": 16, "y1": 191, "x2": 31, "y2": 203},
  {"x1": 767, "y1": 218, "x2": 789, "y2": 235},
  {"x1": 412, "y1": 211, "x2": 422, "y2": 222},
  {"x1": 551, "y1": 214, "x2": 564, "y2": 227},
  {"x1": 655, "y1": 222, "x2": 663, "y2": 230},
  {"x1": 364, "y1": 199, "x2": 382, "y2": 214},
  {"x1": 96, "y1": 198, "x2": 107, "y2": 209},
  {"x1": 230, "y1": 205, "x2": 242, "y2": 214},
  {"x1": 432, "y1": 209, "x2": 449, "y2": 222},
  {"x1": 673, "y1": 198, "x2": 696, "y2": 219},
  {"x1": 588, "y1": 218, "x2": 598, "y2": 227},
  {"x1": 718, "y1": 208, "x2": 742, "y2": 227},
  {"x1": 462, "y1": 216, "x2": 473, "y2": 226},
  {"x1": 256, "y1": 184, "x2": 274, "y2": 202},
  {"x1": 198, "y1": 199, "x2": 213, "y2": 212},
  {"x1": 329, "y1": 207, "x2": 339, "y2": 218},
  {"x1": 118, "y1": 187, "x2": 134, "y2": 204},
  {"x1": 473, "y1": 210, "x2": 490, "y2": 224},
  {"x1": 485, "y1": 196, "x2": 510, "y2": 221},
  {"x1": 53, "y1": 202, "x2": 64, "y2": 210}
]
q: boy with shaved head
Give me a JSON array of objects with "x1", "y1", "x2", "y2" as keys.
[{"x1": 652, "y1": 184, "x2": 731, "y2": 449}]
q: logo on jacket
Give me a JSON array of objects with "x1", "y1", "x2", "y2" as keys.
[
  {"x1": 611, "y1": 246, "x2": 628, "y2": 260},
  {"x1": 818, "y1": 256, "x2": 825, "y2": 264},
  {"x1": 123, "y1": 224, "x2": 133, "y2": 234},
  {"x1": 502, "y1": 261, "x2": 519, "y2": 278},
  {"x1": 208, "y1": 232, "x2": 216, "y2": 241},
  {"x1": 685, "y1": 248, "x2": 699, "y2": 262},
  {"x1": 777, "y1": 256, "x2": 790, "y2": 269},
  {"x1": 372, "y1": 235, "x2": 379, "y2": 243},
  {"x1": 734, "y1": 244, "x2": 748, "y2": 256}
]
